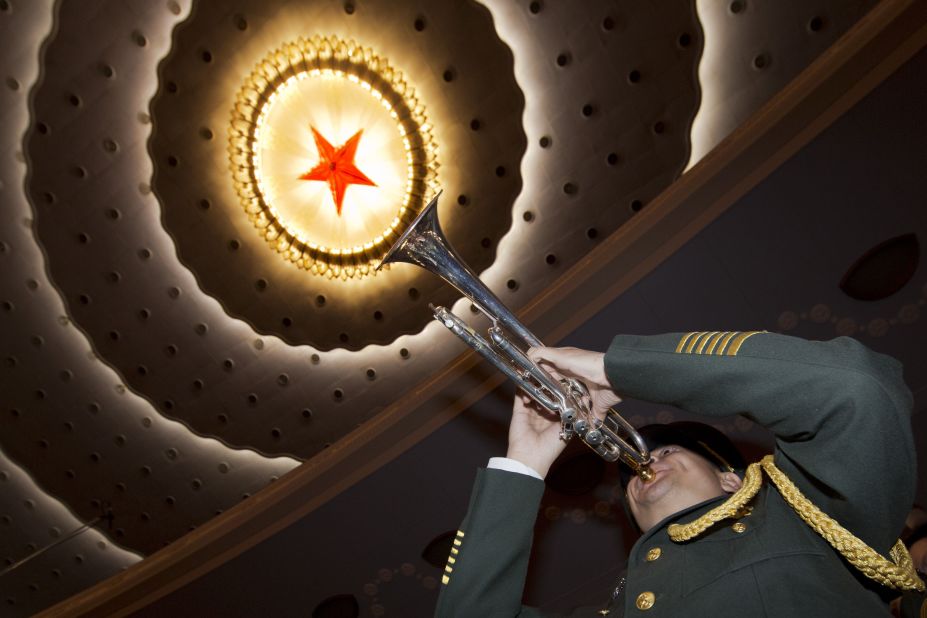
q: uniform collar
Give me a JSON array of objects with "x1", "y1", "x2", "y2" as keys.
[{"x1": 629, "y1": 493, "x2": 729, "y2": 560}]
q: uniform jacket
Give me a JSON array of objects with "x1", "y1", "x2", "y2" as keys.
[{"x1": 434, "y1": 332, "x2": 923, "y2": 617}]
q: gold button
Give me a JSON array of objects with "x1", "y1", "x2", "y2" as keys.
[
  {"x1": 732, "y1": 522, "x2": 747, "y2": 533},
  {"x1": 635, "y1": 591, "x2": 656, "y2": 610},
  {"x1": 646, "y1": 547, "x2": 662, "y2": 561}
]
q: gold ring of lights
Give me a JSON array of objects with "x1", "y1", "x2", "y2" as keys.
[{"x1": 228, "y1": 36, "x2": 439, "y2": 280}]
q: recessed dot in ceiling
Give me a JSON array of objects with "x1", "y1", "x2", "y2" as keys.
[
  {"x1": 839, "y1": 233, "x2": 919, "y2": 301},
  {"x1": 752, "y1": 53, "x2": 770, "y2": 70},
  {"x1": 421, "y1": 530, "x2": 456, "y2": 569}
]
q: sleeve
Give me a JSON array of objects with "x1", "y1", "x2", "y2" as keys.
[
  {"x1": 603, "y1": 331, "x2": 916, "y2": 553},
  {"x1": 487, "y1": 457, "x2": 544, "y2": 480},
  {"x1": 434, "y1": 468, "x2": 551, "y2": 618}
]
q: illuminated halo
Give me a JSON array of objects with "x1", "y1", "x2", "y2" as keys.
[{"x1": 228, "y1": 36, "x2": 439, "y2": 279}]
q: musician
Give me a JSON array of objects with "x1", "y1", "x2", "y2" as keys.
[{"x1": 434, "y1": 331, "x2": 925, "y2": 617}]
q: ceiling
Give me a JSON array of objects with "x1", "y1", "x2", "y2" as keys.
[{"x1": 2, "y1": 0, "x2": 924, "y2": 615}]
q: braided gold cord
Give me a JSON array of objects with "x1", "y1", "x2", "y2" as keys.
[
  {"x1": 760, "y1": 455, "x2": 925, "y2": 592},
  {"x1": 667, "y1": 455, "x2": 925, "y2": 592},
  {"x1": 668, "y1": 461, "x2": 764, "y2": 542}
]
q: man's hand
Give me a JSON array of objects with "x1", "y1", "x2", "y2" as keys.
[
  {"x1": 506, "y1": 392, "x2": 567, "y2": 479},
  {"x1": 506, "y1": 346, "x2": 621, "y2": 477},
  {"x1": 526, "y1": 346, "x2": 621, "y2": 420}
]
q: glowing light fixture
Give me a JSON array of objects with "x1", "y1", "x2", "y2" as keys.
[{"x1": 228, "y1": 36, "x2": 439, "y2": 279}]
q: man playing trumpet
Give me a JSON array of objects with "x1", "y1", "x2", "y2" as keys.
[{"x1": 435, "y1": 331, "x2": 924, "y2": 616}]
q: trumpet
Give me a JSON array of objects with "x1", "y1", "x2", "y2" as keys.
[{"x1": 378, "y1": 192, "x2": 654, "y2": 481}]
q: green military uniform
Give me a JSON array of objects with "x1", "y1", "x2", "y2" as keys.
[{"x1": 435, "y1": 332, "x2": 923, "y2": 617}]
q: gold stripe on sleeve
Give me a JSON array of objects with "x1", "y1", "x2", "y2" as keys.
[
  {"x1": 675, "y1": 332, "x2": 698, "y2": 353},
  {"x1": 714, "y1": 331, "x2": 740, "y2": 355},
  {"x1": 685, "y1": 332, "x2": 709, "y2": 354},
  {"x1": 703, "y1": 332, "x2": 728, "y2": 355},
  {"x1": 726, "y1": 331, "x2": 766, "y2": 356},
  {"x1": 695, "y1": 331, "x2": 721, "y2": 354}
]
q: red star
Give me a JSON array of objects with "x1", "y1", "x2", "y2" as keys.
[{"x1": 299, "y1": 126, "x2": 377, "y2": 215}]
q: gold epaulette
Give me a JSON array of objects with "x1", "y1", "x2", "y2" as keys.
[{"x1": 667, "y1": 455, "x2": 925, "y2": 592}]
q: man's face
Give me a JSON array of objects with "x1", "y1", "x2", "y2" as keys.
[{"x1": 626, "y1": 445, "x2": 729, "y2": 529}]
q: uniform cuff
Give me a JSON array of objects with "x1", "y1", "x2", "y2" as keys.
[{"x1": 487, "y1": 457, "x2": 544, "y2": 480}]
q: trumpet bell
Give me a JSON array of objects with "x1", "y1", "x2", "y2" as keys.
[{"x1": 378, "y1": 191, "x2": 653, "y2": 479}]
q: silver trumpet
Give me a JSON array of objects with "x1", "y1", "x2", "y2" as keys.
[{"x1": 378, "y1": 192, "x2": 654, "y2": 481}]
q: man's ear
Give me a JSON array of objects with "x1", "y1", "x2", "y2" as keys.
[{"x1": 718, "y1": 471, "x2": 743, "y2": 494}]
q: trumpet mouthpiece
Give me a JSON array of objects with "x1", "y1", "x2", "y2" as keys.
[{"x1": 638, "y1": 466, "x2": 656, "y2": 483}]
